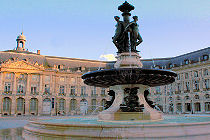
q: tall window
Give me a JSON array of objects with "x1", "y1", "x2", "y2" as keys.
[
  {"x1": 3, "y1": 97, "x2": 11, "y2": 112},
  {"x1": 91, "y1": 87, "x2": 96, "y2": 95},
  {"x1": 44, "y1": 84, "x2": 50, "y2": 94},
  {"x1": 59, "y1": 85, "x2": 65, "y2": 95},
  {"x1": 101, "y1": 88, "x2": 106, "y2": 95},
  {"x1": 17, "y1": 83, "x2": 25, "y2": 93},
  {"x1": 30, "y1": 98, "x2": 38, "y2": 112},
  {"x1": 204, "y1": 69, "x2": 208, "y2": 76},
  {"x1": 70, "y1": 86, "x2": 76, "y2": 95},
  {"x1": 17, "y1": 98, "x2": 24, "y2": 111},
  {"x1": 91, "y1": 99, "x2": 97, "y2": 111},
  {"x1": 177, "y1": 83, "x2": 181, "y2": 92},
  {"x1": 194, "y1": 71, "x2": 198, "y2": 77},
  {"x1": 31, "y1": 84, "x2": 37, "y2": 94},
  {"x1": 205, "y1": 102, "x2": 210, "y2": 112},
  {"x1": 204, "y1": 79, "x2": 209, "y2": 89},
  {"x1": 81, "y1": 86, "x2": 86, "y2": 95},
  {"x1": 176, "y1": 103, "x2": 182, "y2": 113},
  {"x1": 4, "y1": 82, "x2": 11, "y2": 93},
  {"x1": 70, "y1": 99, "x2": 77, "y2": 111},
  {"x1": 177, "y1": 74, "x2": 180, "y2": 80},
  {"x1": 194, "y1": 102, "x2": 201, "y2": 112},
  {"x1": 101, "y1": 99, "x2": 107, "y2": 110},
  {"x1": 59, "y1": 99, "x2": 65, "y2": 111},
  {"x1": 185, "y1": 73, "x2": 189, "y2": 79},
  {"x1": 185, "y1": 82, "x2": 190, "y2": 91},
  {"x1": 194, "y1": 80, "x2": 199, "y2": 90}
]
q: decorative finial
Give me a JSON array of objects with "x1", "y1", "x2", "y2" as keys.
[{"x1": 118, "y1": 1, "x2": 134, "y2": 16}]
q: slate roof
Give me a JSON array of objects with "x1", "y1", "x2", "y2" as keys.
[{"x1": 0, "y1": 47, "x2": 209, "y2": 70}]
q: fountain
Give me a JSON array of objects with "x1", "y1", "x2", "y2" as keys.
[{"x1": 23, "y1": 1, "x2": 210, "y2": 139}]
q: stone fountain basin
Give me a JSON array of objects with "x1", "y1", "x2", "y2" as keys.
[
  {"x1": 23, "y1": 116, "x2": 210, "y2": 139},
  {"x1": 82, "y1": 68, "x2": 177, "y2": 87}
]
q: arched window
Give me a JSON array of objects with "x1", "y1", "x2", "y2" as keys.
[
  {"x1": 101, "y1": 99, "x2": 107, "y2": 110},
  {"x1": 3, "y1": 97, "x2": 11, "y2": 113},
  {"x1": 30, "y1": 98, "x2": 38, "y2": 114},
  {"x1": 194, "y1": 102, "x2": 201, "y2": 112},
  {"x1": 91, "y1": 99, "x2": 97, "y2": 111},
  {"x1": 70, "y1": 99, "x2": 77, "y2": 111},
  {"x1": 17, "y1": 97, "x2": 25, "y2": 112},
  {"x1": 59, "y1": 99, "x2": 65, "y2": 112}
]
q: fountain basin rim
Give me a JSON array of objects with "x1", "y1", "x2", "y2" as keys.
[
  {"x1": 26, "y1": 117, "x2": 210, "y2": 128},
  {"x1": 82, "y1": 68, "x2": 177, "y2": 87}
]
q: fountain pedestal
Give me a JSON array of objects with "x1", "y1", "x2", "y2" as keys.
[{"x1": 98, "y1": 84, "x2": 163, "y2": 121}]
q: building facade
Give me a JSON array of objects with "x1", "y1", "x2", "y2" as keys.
[
  {"x1": 147, "y1": 48, "x2": 210, "y2": 114},
  {"x1": 0, "y1": 33, "x2": 209, "y2": 116},
  {"x1": 0, "y1": 33, "x2": 110, "y2": 116}
]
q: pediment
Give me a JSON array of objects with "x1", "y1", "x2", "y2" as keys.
[{"x1": 1, "y1": 60, "x2": 44, "y2": 70}]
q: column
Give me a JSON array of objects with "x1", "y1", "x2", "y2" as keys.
[
  {"x1": 12, "y1": 73, "x2": 17, "y2": 94},
  {"x1": 65, "y1": 98, "x2": 70, "y2": 115},
  {"x1": 201, "y1": 101, "x2": 205, "y2": 113},
  {"x1": 25, "y1": 98, "x2": 30, "y2": 115},
  {"x1": 182, "y1": 100, "x2": 185, "y2": 114},
  {"x1": 39, "y1": 74, "x2": 43, "y2": 94},
  {"x1": 11, "y1": 97, "x2": 16, "y2": 116},
  {"x1": 26, "y1": 74, "x2": 30, "y2": 95},
  {"x1": 0, "y1": 72, "x2": 3, "y2": 93}
]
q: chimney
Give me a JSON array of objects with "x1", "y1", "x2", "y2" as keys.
[{"x1": 37, "y1": 50, "x2": 40, "y2": 55}]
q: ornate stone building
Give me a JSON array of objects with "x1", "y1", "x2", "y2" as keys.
[
  {"x1": 146, "y1": 47, "x2": 210, "y2": 114},
  {"x1": 0, "y1": 33, "x2": 209, "y2": 116},
  {"x1": 0, "y1": 33, "x2": 111, "y2": 116}
]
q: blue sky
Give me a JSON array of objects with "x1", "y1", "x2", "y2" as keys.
[{"x1": 0, "y1": 0, "x2": 209, "y2": 60}]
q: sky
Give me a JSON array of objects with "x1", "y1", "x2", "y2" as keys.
[{"x1": 0, "y1": 0, "x2": 209, "y2": 61}]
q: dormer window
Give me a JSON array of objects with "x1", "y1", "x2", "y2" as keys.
[
  {"x1": 169, "y1": 63, "x2": 173, "y2": 68},
  {"x1": 203, "y1": 55, "x2": 209, "y2": 61},
  {"x1": 184, "y1": 59, "x2": 189, "y2": 65},
  {"x1": 155, "y1": 65, "x2": 160, "y2": 69}
]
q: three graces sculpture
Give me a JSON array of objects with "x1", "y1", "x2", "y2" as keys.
[{"x1": 112, "y1": 1, "x2": 143, "y2": 53}]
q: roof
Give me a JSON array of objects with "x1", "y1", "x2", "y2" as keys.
[{"x1": 0, "y1": 47, "x2": 209, "y2": 70}]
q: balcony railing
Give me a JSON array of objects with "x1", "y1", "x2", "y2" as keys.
[
  {"x1": 16, "y1": 92, "x2": 25, "y2": 95},
  {"x1": 58, "y1": 93, "x2": 66, "y2": 96},
  {"x1": 70, "y1": 94, "x2": 77, "y2": 97},
  {"x1": 91, "y1": 94, "x2": 98, "y2": 98},
  {"x1": 80, "y1": 94, "x2": 88, "y2": 97},
  {"x1": 43, "y1": 92, "x2": 51, "y2": 95},
  {"x1": 31, "y1": 92, "x2": 39, "y2": 95},
  {"x1": 2, "y1": 91, "x2": 12, "y2": 95}
]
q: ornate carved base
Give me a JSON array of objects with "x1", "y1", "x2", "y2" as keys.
[{"x1": 98, "y1": 84, "x2": 163, "y2": 121}]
